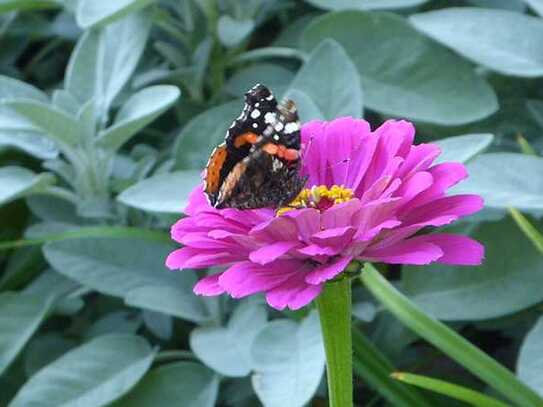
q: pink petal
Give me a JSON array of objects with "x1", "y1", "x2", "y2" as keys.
[
  {"x1": 194, "y1": 273, "x2": 225, "y2": 296},
  {"x1": 265, "y1": 271, "x2": 322, "y2": 310},
  {"x1": 218, "y1": 260, "x2": 303, "y2": 298},
  {"x1": 165, "y1": 247, "x2": 239, "y2": 270},
  {"x1": 417, "y1": 234, "x2": 485, "y2": 266},
  {"x1": 249, "y1": 241, "x2": 299, "y2": 265},
  {"x1": 324, "y1": 117, "x2": 369, "y2": 186},
  {"x1": 250, "y1": 216, "x2": 298, "y2": 242},
  {"x1": 184, "y1": 185, "x2": 212, "y2": 216},
  {"x1": 363, "y1": 238, "x2": 444, "y2": 265},
  {"x1": 298, "y1": 244, "x2": 338, "y2": 257},
  {"x1": 396, "y1": 143, "x2": 441, "y2": 179},
  {"x1": 311, "y1": 226, "x2": 356, "y2": 251},
  {"x1": 283, "y1": 208, "x2": 321, "y2": 241},
  {"x1": 395, "y1": 171, "x2": 434, "y2": 204},
  {"x1": 401, "y1": 194, "x2": 484, "y2": 226},
  {"x1": 401, "y1": 162, "x2": 468, "y2": 212},
  {"x1": 321, "y1": 199, "x2": 362, "y2": 230},
  {"x1": 305, "y1": 256, "x2": 353, "y2": 284}
]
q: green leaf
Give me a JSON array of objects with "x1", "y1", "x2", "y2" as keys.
[
  {"x1": 455, "y1": 153, "x2": 543, "y2": 212},
  {"x1": 251, "y1": 312, "x2": 325, "y2": 407},
  {"x1": 0, "y1": 292, "x2": 54, "y2": 375},
  {"x1": 304, "y1": 0, "x2": 429, "y2": 10},
  {"x1": 469, "y1": 0, "x2": 526, "y2": 11},
  {"x1": 434, "y1": 133, "x2": 493, "y2": 164},
  {"x1": 524, "y1": 0, "x2": 543, "y2": 16},
  {"x1": 410, "y1": 8, "x2": 543, "y2": 77},
  {"x1": 352, "y1": 329, "x2": 433, "y2": 407},
  {"x1": 2, "y1": 100, "x2": 80, "y2": 147},
  {"x1": 0, "y1": 130, "x2": 58, "y2": 160},
  {"x1": 391, "y1": 372, "x2": 510, "y2": 407},
  {"x1": 230, "y1": 47, "x2": 308, "y2": 66},
  {"x1": 65, "y1": 13, "x2": 151, "y2": 113},
  {"x1": 518, "y1": 316, "x2": 543, "y2": 397},
  {"x1": 174, "y1": 100, "x2": 242, "y2": 169},
  {"x1": 225, "y1": 63, "x2": 294, "y2": 97},
  {"x1": 0, "y1": 225, "x2": 168, "y2": 251},
  {"x1": 96, "y1": 85, "x2": 180, "y2": 151},
  {"x1": 217, "y1": 16, "x2": 255, "y2": 47},
  {"x1": 361, "y1": 263, "x2": 543, "y2": 407},
  {"x1": 0, "y1": 75, "x2": 48, "y2": 102},
  {"x1": 301, "y1": 11, "x2": 498, "y2": 125},
  {"x1": 190, "y1": 302, "x2": 267, "y2": 377},
  {"x1": 403, "y1": 218, "x2": 543, "y2": 320},
  {"x1": 288, "y1": 39, "x2": 363, "y2": 120},
  {"x1": 9, "y1": 334, "x2": 155, "y2": 407},
  {"x1": 284, "y1": 88, "x2": 324, "y2": 122},
  {"x1": 112, "y1": 362, "x2": 219, "y2": 407},
  {"x1": 43, "y1": 238, "x2": 211, "y2": 322},
  {"x1": 0, "y1": 0, "x2": 59, "y2": 13},
  {"x1": 0, "y1": 167, "x2": 54, "y2": 207},
  {"x1": 76, "y1": 0, "x2": 155, "y2": 29},
  {"x1": 117, "y1": 170, "x2": 201, "y2": 213},
  {"x1": 509, "y1": 208, "x2": 543, "y2": 255}
]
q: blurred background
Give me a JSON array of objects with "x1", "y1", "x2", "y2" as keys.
[{"x1": 1, "y1": 0, "x2": 543, "y2": 406}]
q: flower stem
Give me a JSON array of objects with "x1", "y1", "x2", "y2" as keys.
[{"x1": 316, "y1": 278, "x2": 353, "y2": 407}]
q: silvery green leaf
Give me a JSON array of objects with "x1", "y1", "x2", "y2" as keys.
[
  {"x1": 65, "y1": 13, "x2": 151, "y2": 114},
  {"x1": 301, "y1": 11, "x2": 498, "y2": 125},
  {"x1": 0, "y1": 292, "x2": 54, "y2": 376},
  {"x1": 112, "y1": 362, "x2": 219, "y2": 407},
  {"x1": 9, "y1": 334, "x2": 155, "y2": 407},
  {"x1": 190, "y1": 302, "x2": 268, "y2": 377},
  {"x1": 217, "y1": 16, "x2": 255, "y2": 47},
  {"x1": 0, "y1": 167, "x2": 54, "y2": 207},
  {"x1": 410, "y1": 8, "x2": 543, "y2": 77},
  {"x1": 76, "y1": 0, "x2": 156, "y2": 29},
  {"x1": 43, "y1": 238, "x2": 211, "y2": 322},
  {"x1": 117, "y1": 170, "x2": 200, "y2": 214},
  {"x1": 518, "y1": 316, "x2": 543, "y2": 397},
  {"x1": 434, "y1": 133, "x2": 494, "y2": 164},
  {"x1": 251, "y1": 312, "x2": 325, "y2": 407},
  {"x1": 289, "y1": 39, "x2": 363, "y2": 120},
  {"x1": 96, "y1": 85, "x2": 180, "y2": 151}
]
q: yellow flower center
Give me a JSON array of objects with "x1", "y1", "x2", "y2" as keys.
[{"x1": 277, "y1": 185, "x2": 354, "y2": 216}]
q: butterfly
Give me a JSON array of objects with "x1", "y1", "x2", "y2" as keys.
[{"x1": 203, "y1": 83, "x2": 305, "y2": 209}]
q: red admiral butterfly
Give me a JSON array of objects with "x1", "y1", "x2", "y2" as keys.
[{"x1": 203, "y1": 84, "x2": 305, "y2": 209}]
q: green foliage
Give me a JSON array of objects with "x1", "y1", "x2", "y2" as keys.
[{"x1": 1, "y1": 0, "x2": 543, "y2": 406}]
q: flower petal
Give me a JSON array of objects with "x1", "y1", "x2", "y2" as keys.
[
  {"x1": 401, "y1": 194, "x2": 484, "y2": 226},
  {"x1": 417, "y1": 234, "x2": 485, "y2": 266},
  {"x1": 305, "y1": 256, "x2": 353, "y2": 284},
  {"x1": 363, "y1": 238, "x2": 443, "y2": 265},
  {"x1": 265, "y1": 272, "x2": 322, "y2": 310},
  {"x1": 249, "y1": 241, "x2": 299, "y2": 265},
  {"x1": 194, "y1": 273, "x2": 225, "y2": 296},
  {"x1": 218, "y1": 260, "x2": 302, "y2": 298}
]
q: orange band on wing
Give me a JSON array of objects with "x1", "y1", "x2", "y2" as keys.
[
  {"x1": 234, "y1": 132, "x2": 259, "y2": 148},
  {"x1": 205, "y1": 145, "x2": 228, "y2": 193}
]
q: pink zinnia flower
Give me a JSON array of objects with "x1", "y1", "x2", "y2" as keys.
[{"x1": 166, "y1": 118, "x2": 484, "y2": 310}]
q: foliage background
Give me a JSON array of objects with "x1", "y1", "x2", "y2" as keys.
[{"x1": 1, "y1": 0, "x2": 543, "y2": 406}]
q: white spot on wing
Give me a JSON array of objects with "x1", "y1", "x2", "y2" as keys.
[
  {"x1": 264, "y1": 112, "x2": 276, "y2": 124},
  {"x1": 285, "y1": 122, "x2": 299, "y2": 134},
  {"x1": 252, "y1": 123, "x2": 258, "y2": 129},
  {"x1": 251, "y1": 109, "x2": 261, "y2": 119},
  {"x1": 274, "y1": 122, "x2": 284, "y2": 132},
  {"x1": 273, "y1": 134, "x2": 280, "y2": 141}
]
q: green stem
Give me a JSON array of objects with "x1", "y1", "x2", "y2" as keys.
[
  {"x1": 316, "y1": 278, "x2": 353, "y2": 407},
  {"x1": 361, "y1": 264, "x2": 543, "y2": 407}
]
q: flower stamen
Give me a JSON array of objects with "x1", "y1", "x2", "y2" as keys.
[{"x1": 277, "y1": 185, "x2": 354, "y2": 215}]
